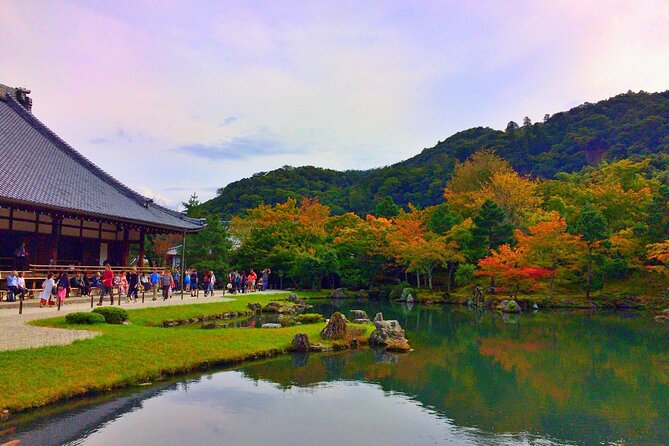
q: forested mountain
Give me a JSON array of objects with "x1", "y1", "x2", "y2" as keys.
[{"x1": 203, "y1": 90, "x2": 669, "y2": 217}]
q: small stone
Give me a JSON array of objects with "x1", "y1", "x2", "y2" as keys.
[
  {"x1": 353, "y1": 319, "x2": 371, "y2": 324},
  {"x1": 288, "y1": 293, "x2": 299, "y2": 302},
  {"x1": 292, "y1": 333, "x2": 310, "y2": 352},
  {"x1": 373, "y1": 312, "x2": 383, "y2": 323},
  {"x1": 261, "y1": 323, "x2": 282, "y2": 328},
  {"x1": 201, "y1": 321, "x2": 218, "y2": 329},
  {"x1": 262, "y1": 302, "x2": 282, "y2": 313},
  {"x1": 330, "y1": 288, "x2": 347, "y2": 299}
]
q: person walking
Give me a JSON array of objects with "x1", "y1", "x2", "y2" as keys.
[
  {"x1": 56, "y1": 272, "x2": 70, "y2": 306},
  {"x1": 262, "y1": 268, "x2": 271, "y2": 291},
  {"x1": 190, "y1": 269, "x2": 199, "y2": 297},
  {"x1": 161, "y1": 269, "x2": 173, "y2": 300},
  {"x1": 247, "y1": 269, "x2": 257, "y2": 293},
  {"x1": 128, "y1": 267, "x2": 139, "y2": 303},
  {"x1": 98, "y1": 264, "x2": 114, "y2": 306},
  {"x1": 149, "y1": 268, "x2": 161, "y2": 301},
  {"x1": 39, "y1": 273, "x2": 56, "y2": 307},
  {"x1": 184, "y1": 269, "x2": 191, "y2": 292},
  {"x1": 202, "y1": 271, "x2": 211, "y2": 297},
  {"x1": 210, "y1": 271, "x2": 216, "y2": 296}
]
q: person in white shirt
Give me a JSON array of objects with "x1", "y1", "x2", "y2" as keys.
[{"x1": 39, "y1": 273, "x2": 56, "y2": 307}]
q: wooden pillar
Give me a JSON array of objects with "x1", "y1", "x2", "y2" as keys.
[
  {"x1": 138, "y1": 228, "x2": 146, "y2": 267},
  {"x1": 121, "y1": 227, "x2": 130, "y2": 267},
  {"x1": 50, "y1": 217, "x2": 62, "y2": 265}
]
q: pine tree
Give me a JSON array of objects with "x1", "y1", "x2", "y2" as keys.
[
  {"x1": 471, "y1": 200, "x2": 514, "y2": 259},
  {"x1": 572, "y1": 203, "x2": 609, "y2": 299}
]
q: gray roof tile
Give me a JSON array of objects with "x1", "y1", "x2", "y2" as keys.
[{"x1": 0, "y1": 94, "x2": 203, "y2": 232}]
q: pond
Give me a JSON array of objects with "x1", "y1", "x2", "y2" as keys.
[{"x1": 2, "y1": 300, "x2": 668, "y2": 445}]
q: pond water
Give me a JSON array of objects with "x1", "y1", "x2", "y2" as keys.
[{"x1": 2, "y1": 300, "x2": 668, "y2": 445}]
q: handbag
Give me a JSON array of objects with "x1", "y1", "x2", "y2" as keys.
[{"x1": 51, "y1": 285, "x2": 58, "y2": 296}]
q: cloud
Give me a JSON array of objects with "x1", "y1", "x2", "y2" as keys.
[
  {"x1": 89, "y1": 128, "x2": 152, "y2": 145},
  {"x1": 219, "y1": 116, "x2": 238, "y2": 127},
  {"x1": 178, "y1": 134, "x2": 305, "y2": 160}
]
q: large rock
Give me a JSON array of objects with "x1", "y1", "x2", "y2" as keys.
[
  {"x1": 369, "y1": 320, "x2": 410, "y2": 352},
  {"x1": 247, "y1": 302, "x2": 262, "y2": 314},
  {"x1": 320, "y1": 312, "x2": 347, "y2": 339},
  {"x1": 373, "y1": 312, "x2": 383, "y2": 323},
  {"x1": 292, "y1": 333, "x2": 310, "y2": 352},
  {"x1": 331, "y1": 288, "x2": 347, "y2": 299},
  {"x1": 497, "y1": 299, "x2": 522, "y2": 313},
  {"x1": 262, "y1": 302, "x2": 282, "y2": 313},
  {"x1": 349, "y1": 309, "x2": 369, "y2": 320},
  {"x1": 294, "y1": 303, "x2": 313, "y2": 314}
]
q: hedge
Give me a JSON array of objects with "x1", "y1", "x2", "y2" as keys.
[
  {"x1": 92, "y1": 307, "x2": 129, "y2": 324},
  {"x1": 65, "y1": 312, "x2": 106, "y2": 325}
]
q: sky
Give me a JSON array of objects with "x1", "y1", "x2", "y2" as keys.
[{"x1": 1, "y1": 1, "x2": 669, "y2": 209}]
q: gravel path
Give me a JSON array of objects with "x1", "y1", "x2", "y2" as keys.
[{"x1": 0, "y1": 290, "x2": 282, "y2": 352}]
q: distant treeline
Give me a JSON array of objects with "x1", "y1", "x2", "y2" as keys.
[{"x1": 203, "y1": 90, "x2": 669, "y2": 217}]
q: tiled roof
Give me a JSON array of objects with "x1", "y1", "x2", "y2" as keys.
[{"x1": 0, "y1": 93, "x2": 203, "y2": 232}]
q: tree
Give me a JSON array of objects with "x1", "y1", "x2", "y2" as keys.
[
  {"x1": 516, "y1": 213, "x2": 586, "y2": 298},
  {"x1": 374, "y1": 196, "x2": 400, "y2": 218},
  {"x1": 185, "y1": 215, "x2": 232, "y2": 275},
  {"x1": 477, "y1": 245, "x2": 551, "y2": 297},
  {"x1": 523, "y1": 116, "x2": 532, "y2": 127},
  {"x1": 471, "y1": 200, "x2": 514, "y2": 260},
  {"x1": 572, "y1": 203, "x2": 609, "y2": 299},
  {"x1": 506, "y1": 121, "x2": 519, "y2": 132},
  {"x1": 646, "y1": 240, "x2": 669, "y2": 289},
  {"x1": 426, "y1": 203, "x2": 455, "y2": 235},
  {"x1": 182, "y1": 193, "x2": 207, "y2": 218}
]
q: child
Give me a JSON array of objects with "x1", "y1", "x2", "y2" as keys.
[
  {"x1": 256, "y1": 277, "x2": 263, "y2": 292},
  {"x1": 39, "y1": 273, "x2": 56, "y2": 307},
  {"x1": 114, "y1": 271, "x2": 127, "y2": 301}
]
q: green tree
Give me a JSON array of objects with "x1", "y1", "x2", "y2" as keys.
[
  {"x1": 572, "y1": 203, "x2": 609, "y2": 299},
  {"x1": 471, "y1": 200, "x2": 514, "y2": 260},
  {"x1": 427, "y1": 204, "x2": 455, "y2": 235},
  {"x1": 375, "y1": 196, "x2": 400, "y2": 218},
  {"x1": 182, "y1": 193, "x2": 207, "y2": 218},
  {"x1": 185, "y1": 215, "x2": 232, "y2": 275}
]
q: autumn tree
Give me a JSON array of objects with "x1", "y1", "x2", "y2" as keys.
[
  {"x1": 516, "y1": 213, "x2": 586, "y2": 298},
  {"x1": 477, "y1": 244, "x2": 551, "y2": 297},
  {"x1": 646, "y1": 240, "x2": 669, "y2": 289}
]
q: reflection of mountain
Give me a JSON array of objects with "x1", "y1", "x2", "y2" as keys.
[
  {"x1": 239, "y1": 304, "x2": 669, "y2": 446},
  {"x1": 0, "y1": 382, "x2": 182, "y2": 446}
]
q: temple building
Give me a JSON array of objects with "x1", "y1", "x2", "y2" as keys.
[{"x1": 0, "y1": 84, "x2": 203, "y2": 269}]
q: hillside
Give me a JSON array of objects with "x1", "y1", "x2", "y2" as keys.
[{"x1": 203, "y1": 90, "x2": 669, "y2": 217}]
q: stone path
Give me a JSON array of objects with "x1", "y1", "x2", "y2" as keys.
[{"x1": 0, "y1": 290, "x2": 282, "y2": 352}]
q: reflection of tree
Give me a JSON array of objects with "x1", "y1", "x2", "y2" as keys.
[
  {"x1": 292, "y1": 352, "x2": 309, "y2": 368},
  {"x1": 239, "y1": 306, "x2": 669, "y2": 445}
]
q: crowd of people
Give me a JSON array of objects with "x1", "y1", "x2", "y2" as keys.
[{"x1": 3, "y1": 264, "x2": 272, "y2": 307}]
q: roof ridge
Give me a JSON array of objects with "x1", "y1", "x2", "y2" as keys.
[{"x1": 4, "y1": 94, "x2": 153, "y2": 208}]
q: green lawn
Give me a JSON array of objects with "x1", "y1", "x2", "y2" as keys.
[{"x1": 1, "y1": 292, "x2": 368, "y2": 414}]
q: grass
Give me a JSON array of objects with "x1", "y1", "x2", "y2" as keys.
[{"x1": 0, "y1": 291, "x2": 369, "y2": 414}]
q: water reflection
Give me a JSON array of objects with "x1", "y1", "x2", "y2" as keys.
[{"x1": 2, "y1": 301, "x2": 667, "y2": 446}]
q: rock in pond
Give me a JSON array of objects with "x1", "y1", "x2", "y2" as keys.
[
  {"x1": 373, "y1": 312, "x2": 383, "y2": 323},
  {"x1": 369, "y1": 320, "x2": 410, "y2": 352},
  {"x1": 292, "y1": 333, "x2": 310, "y2": 352},
  {"x1": 320, "y1": 312, "x2": 347, "y2": 339},
  {"x1": 261, "y1": 323, "x2": 282, "y2": 329},
  {"x1": 497, "y1": 299, "x2": 522, "y2": 313},
  {"x1": 331, "y1": 288, "x2": 347, "y2": 299},
  {"x1": 349, "y1": 309, "x2": 369, "y2": 320}
]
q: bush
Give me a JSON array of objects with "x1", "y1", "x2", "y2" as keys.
[
  {"x1": 389, "y1": 282, "x2": 411, "y2": 300},
  {"x1": 65, "y1": 312, "x2": 106, "y2": 325},
  {"x1": 294, "y1": 313, "x2": 325, "y2": 324},
  {"x1": 92, "y1": 307, "x2": 129, "y2": 324}
]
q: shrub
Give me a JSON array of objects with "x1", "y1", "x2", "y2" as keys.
[
  {"x1": 389, "y1": 282, "x2": 411, "y2": 300},
  {"x1": 65, "y1": 312, "x2": 106, "y2": 325},
  {"x1": 293, "y1": 313, "x2": 325, "y2": 324},
  {"x1": 92, "y1": 307, "x2": 129, "y2": 324}
]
